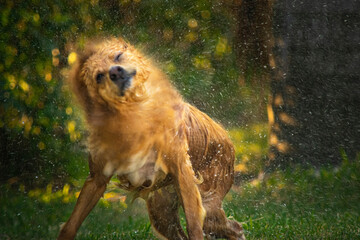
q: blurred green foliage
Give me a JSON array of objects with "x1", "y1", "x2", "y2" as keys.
[
  {"x1": 1, "y1": 0, "x2": 254, "y2": 186},
  {"x1": 0, "y1": 0, "x2": 89, "y2": 186},
  {"x1": 229, "y1": 124, "x2": 268, "y2": 176}
]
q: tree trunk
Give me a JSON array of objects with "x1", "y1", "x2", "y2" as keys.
[
  {"x1": 268, "y1": 0, "x2": 360, "y2": 167},
  {"x1": 234, "y1": 0, "x2": 273, "y2": 124}
]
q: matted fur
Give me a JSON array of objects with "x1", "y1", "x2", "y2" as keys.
[{"x1": 58, "y1": 38, "x2": 245, "y2": 240}]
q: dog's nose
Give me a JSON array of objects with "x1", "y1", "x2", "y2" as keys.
[{"x1": 109, "y1": 65, "x2": 125, "y2": 81}]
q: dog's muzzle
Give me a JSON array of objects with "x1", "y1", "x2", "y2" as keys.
[{"x1": 109, "y1": 65, "x2": 136, "y2": 96}]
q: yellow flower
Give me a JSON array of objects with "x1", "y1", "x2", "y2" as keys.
[
  {"x1": 52, "y1": 48, "x2": 60, "y2": 56},
  {"x1": 45, "y1": 73, "x2": 52, "y2": 82},
  {"x1": 68, "y1": 52, "x2": 77, "y2": 65},
  {"x1": 19, "y1": 80, "x2": 29, "y2": 92},
  {"x1": 38, "y1": 141, "x2": 45, "y2": 150},
  {"x1": 62, "y1": 184, "x2": 70, "y2": 196},
  {"x1": 65, "y1": 107, "x2": 73, "y2": 115},
  {"x1": 67, "y1": 121, "x2": 76, "y2": 133},
  {"x1": 188, "y1": 19, "x2": 198, "y2": 28}
]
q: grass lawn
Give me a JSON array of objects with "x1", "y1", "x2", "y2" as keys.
[{"x1": 1, "y1": 159, "x2": 359, "y2": 239}]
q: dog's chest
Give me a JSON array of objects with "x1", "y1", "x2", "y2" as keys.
[
  {"x1": 89, "y1": 137, "x2": 165, "y2": 190},
  {"x1": 116, "y1": 150, "x2": 159, "y2": 188}
]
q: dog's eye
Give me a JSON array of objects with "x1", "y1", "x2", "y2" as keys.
[
  {"x1": 114, "y1": 52, "x2": 123, "y2": 62},
  {"x1": 96, "y1": 73, "x2": 104, "y2": 83}
]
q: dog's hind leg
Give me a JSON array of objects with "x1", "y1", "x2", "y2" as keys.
[
  {"x1": 57, "y1": 155, "x2": 111, "y2": 240},
  {"x1": 202, "y1": 195, "x2": 245, "y2": 240},
  {"x1": 147, "y1": 186, "x2": 188, "y2": 240}
]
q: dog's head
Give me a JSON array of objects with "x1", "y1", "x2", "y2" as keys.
[{"x1": 70, "y1": 38, "x2": 150, "y2": 111}]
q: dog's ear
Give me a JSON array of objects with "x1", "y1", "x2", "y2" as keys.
[{"x1": 69, "y1": 44, "x2": 97, "y2": 112}]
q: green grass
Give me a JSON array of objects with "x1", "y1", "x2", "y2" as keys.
[
  {"x1": 226, "y1": 159, "x2": 360, "y2": 239},
  {"x1": 1, "y1": 159, "x2": 359, "y2": 239},
  {"x1": 0, "y1": 188, "x2": 155, "y2": 240}
]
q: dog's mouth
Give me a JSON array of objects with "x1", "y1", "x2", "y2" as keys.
[
  {"x1": 114, "y1": 77, "x2": 133, "y2": 96},
  {"x1": 109, "y1": 65, "x2": 136, "y2": 96}
]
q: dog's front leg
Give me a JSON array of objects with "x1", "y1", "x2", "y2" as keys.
[
  {"x1": 58, "y1": 156, "x2": 110, "y2": 240},
  {"x1": 174, "y1": 158, "x2": 206, "y2": 240}
]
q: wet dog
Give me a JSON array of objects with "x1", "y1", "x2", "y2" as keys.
[{"x1": 58, "y1": 38, "x2": 245, "y2": 240}]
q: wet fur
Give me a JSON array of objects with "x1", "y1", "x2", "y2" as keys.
[{"x1": 58, "y1": 38, "x2": 245, "y2": 240}]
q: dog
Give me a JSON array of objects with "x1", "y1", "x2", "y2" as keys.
[{"x1": 57, "y1": 38, "x2": 245, "y2": 240}]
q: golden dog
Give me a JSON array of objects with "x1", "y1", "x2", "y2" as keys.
[{"x1": 58, "y1": 38, "x2": 245, "y2": 240}]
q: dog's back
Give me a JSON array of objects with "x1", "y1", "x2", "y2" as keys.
[
  {"x1": 184, "y1": 104, "x2": 235, "y2": 197},
  {"x1": 184, "y1": 104, "x2": 244, "y2": 239}
]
